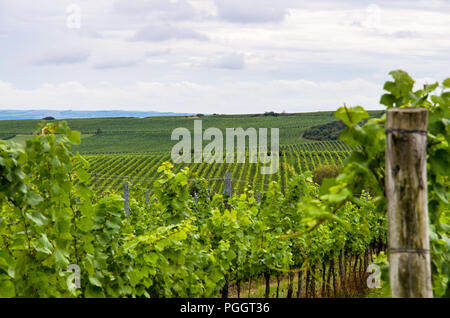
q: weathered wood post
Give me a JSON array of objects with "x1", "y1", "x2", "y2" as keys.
[
  {"x1": 124, "y1": 181, "x2": 129, "y2": 220},
  {"x1": 257, "y1": 192, "x2": 261, "y2": 204},
  {"x1": 223, "y1": 172, "x2": 232, "y2": 197},
  {"x1": 223, "y1": 172, "x2": 232, "y2": 208},
  {"x1": 385, "y1": 108, "x2": 432, "y2": 298}
]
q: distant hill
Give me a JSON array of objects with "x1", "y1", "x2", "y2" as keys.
[
  {"x1": 302, "y1": 110, "x2": 385, "y2": 141},
  {"x1": 0, "y1": 111, "x2": 338, "y2": 154},
  {"x1": 302, "y1": 120, "x2": 346, "y2": 141},
  {"x1": 0, "y1": 110, "x2": 194, "y2": 120}
]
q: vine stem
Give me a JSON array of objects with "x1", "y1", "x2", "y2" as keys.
[{"x1": 19, "y1": 205, "x2": 32, "y2": 253}]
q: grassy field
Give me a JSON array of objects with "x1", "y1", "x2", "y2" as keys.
[
  {"x1": 0, "y1": 111, "x2": 382, "y2": 154},
  {"x1": 7, "y1": 134, "x2": 94, "y2": 145}
]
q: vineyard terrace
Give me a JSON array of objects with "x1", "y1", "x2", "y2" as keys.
[{"x1": 171, "y1": 120, "x2": 279, "y2": 174}]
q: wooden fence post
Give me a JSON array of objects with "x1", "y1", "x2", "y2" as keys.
[
  {"x1": 124, "y1": 181, "x2": 129, "y2": 220},
  {"x1": 385, "y1": 108, "x2": 432, "y2": 298},
  {"x1": 223, "y1": 172, "x2": 232, "y2": 208},
  {"x1": 257, "y1": 192, "x2": 261, "y2": 204},
  {"x1": 223, "y1": 172, "x2": 232, "y2": 197}
]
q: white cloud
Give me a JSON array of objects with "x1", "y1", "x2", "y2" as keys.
[
  {"x1": 131, "y1": 23, "x2": 208, "y2": 42},
  {"x1": 113, "y1": 0, "x2": 199, "y2": 21},
  {"x1": 213, "y1": 0, "x2": 293, "y2": 23},
  {"x1": 0, "y1": 78, "x2": 383, "y2": 113},
  {"x1": 145, "y1": 48, "x2": 172, "y2": 57},
  {"x1": 33, "y1": 48, "x2": 91, "y2": 65},
  {"x1": 199, "y1": 53, "x2": 245, "y2": 70},
  {"x1": 1, "y1": 1, "x2": 450, "y2": 113},
  {"x1": 93, "y1": 58, "x2": 139, "y2": 70},
  {"x1": 88, "y1": 43, "x2": 147, "y2": 70}
]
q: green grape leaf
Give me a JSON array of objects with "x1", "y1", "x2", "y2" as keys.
[
  {"x1": 68, "y1": 131, "x2": 81, "y2": 145},
  {"x1": 76, "y1": 167, "x2": 90, "y2": 183},
  {"x1": 25, "y1": 211, "x2": 49, "y2": 227},
  {"x1": 26, "y1": 191, "x2": 43, "y2": 206},
  {"x1": 335, "y1": 106, "x2": 369, "y2": 127},
  {"x1": 380, "y1": 94, "x2": 396, "y2": 107},
  {"x1": 442, "y1": 78, "x2": 450, "y2": 88},
  {"x1": 35, "y1": 234, "x2": 54, "y2": 255},
  {"x1": 53, "y1": 248, "x2": 70, "y2": 267},
  {"x1": 0, "y1": 279, "x2": 15, "y2": 298},
  {"x1": 88, "y1": 276, "x2": 103, "y2": 287},
  {"x1": 85, "y1": 285, "x2": 105, "y2": 298},
  {"x1": 430, "y1": 149, "x2": 450, "y2": 176}
]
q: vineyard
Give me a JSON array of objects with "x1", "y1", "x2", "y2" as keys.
[
  {"x1": 0, "y1": 70, "x2": 448, "y2": 299},
  {"x1": 0, "y1": 129, "x2": 386, "y2": 297},
  {"x1": 83, "y1": 141, "x2": 353, "y2": 195},
  {"x1": 0, "y1": 111, "x2": 382, "y2": 155}
]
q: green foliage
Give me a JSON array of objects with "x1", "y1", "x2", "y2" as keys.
[
  {"x1": 318, "y1": 70, "x2": 449, "y2": 297},
  {"x1": 312, "y1": 165, "x2": 341, "y2": 185},
  {"x1": 302, "y1": 120, "x2": 346, "y2": 141},
  {"x1": 0, "y1": 123, "x2": 384, "y2": 297},
  {"x1": 380, "y1": 70, "x2": 415, "y2": 108}
]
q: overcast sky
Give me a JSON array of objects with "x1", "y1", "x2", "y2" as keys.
[{"x1": 1, "y1": 0, "x2": 449, "y2": 114}]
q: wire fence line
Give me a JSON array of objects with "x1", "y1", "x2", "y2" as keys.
[
  {"x1": 75, "y1": 170, "x2": 371, "y2": 221},
  {"x1": 89, "y1": 173, "x2": 370, "y2": 197},
  {"x1": 89, "y1": 172, "x2": 281, "y2": 188}
]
